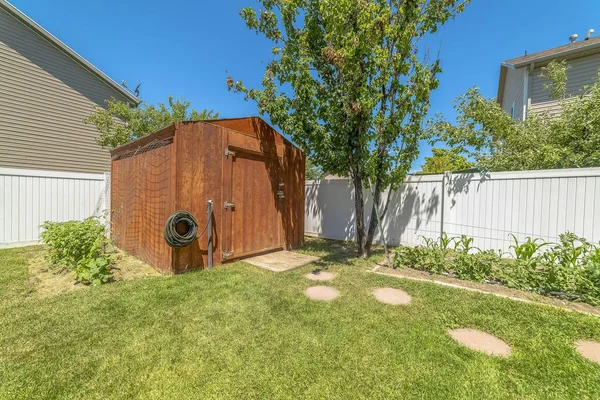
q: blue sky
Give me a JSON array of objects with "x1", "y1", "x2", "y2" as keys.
[{"x1": 11, "y1": 0, "x2": 600, "y2": 170}]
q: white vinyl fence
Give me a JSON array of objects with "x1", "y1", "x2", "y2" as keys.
[
  {"x1": 305, "y1": 168, "x2": 600, "y2": 253},
  {"x1": 0, "y1": 168, "x2": 109, "y2": 248}
]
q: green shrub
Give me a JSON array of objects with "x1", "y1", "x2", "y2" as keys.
[
  {"x1": 73, "y1": 256, "x2": 112, "y2": 286},
  {"x1": 392, "y1": 232, "x2": 600, "y2": 306},
  {"x1": 40, "y1": 217, "x2": 112, "y2": 285},
  {"x1": 451, "y1": 250, "x2": 501, "y2": 282}
]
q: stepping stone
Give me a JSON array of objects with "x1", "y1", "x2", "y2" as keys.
[
  {"x1": 304, "y1": 286, "x2": 339, "y2": 301},
  {"x1": 448, "y1": 328, "x2": 511, "y2": 357},
  {"x1": 576, "y1": 340, "x2": 600, "y2": 364},
  {"x1": 372, "y1": 288, "x2": 412, "y2": 305},
  {"x1": 305, "y1": 271, "x2": 336, "y2": 281}
]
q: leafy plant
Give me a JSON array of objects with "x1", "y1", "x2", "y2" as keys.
[
  {"x1": 73, "y1": 256, "x2": 112, "y2": 286},
  {"x1": 451, "y1": 250, "x2": 500, "y2": 282},
  {"x1": 85, "y1": 96, "x2": 219, "y2": 149},
  {"x1": 427, "y1": 60, "x2": 600, "y2": 172},
  {"x1": 454, "y1": 235, "x2": 479, "y2": 254},
  {"x1": 40, "y1": 218, "x2": 106, "y2": 269},
  {"x1": 393, "y1": 246, "x2": 446, "y2": 274},
  {"x1": 392, "y1": 231, "x2": 600, "y2": 305},
  {"x1": 509, "y1": 234, "x2": 549, "y2": 264},
  {"x1": 440, "y1": 232, "x2": 457, "y2": 252},
  {"x1": 40, "y1": 217, "x2": 112, "y2": 285},
  {"x1": 420, "y1": 236, "x2": 439, "y2": 250}
]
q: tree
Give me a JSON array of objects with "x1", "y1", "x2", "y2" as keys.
[
  {"x1": 228, "y1": 0, "x2": 468, "y2": 257},
  {"x1": 85, "y1": 96, "x2": 219, "y2": 148},
  {"x1": 427, "y1": 60, "x2": 600, "y2": 171},
  {"x1": 419, "y1": 147, "x2": 474, "y2": 174},
  {"x1": 306, "y1": 158, "x2": 326, "y2": 180}
]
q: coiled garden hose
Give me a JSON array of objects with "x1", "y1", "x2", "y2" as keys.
[{"x1": 164, "y1": 210, "x2": 209, "y2": 248}]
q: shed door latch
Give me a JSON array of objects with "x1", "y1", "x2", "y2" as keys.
[
  {"x1": 225, "y1": 148, "x2": 236, "y2": 158},
  {"x1": 224, "y1": 201, "x2": 235, "y2": 208},
  {"x1": 222, "y1": 251, "x2": 234, "y2": 260}
]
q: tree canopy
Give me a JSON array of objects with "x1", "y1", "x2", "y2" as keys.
[
  {"x1": 428, "y1": 60, "x2": 600, "y2": 171},
  {"x1": 85, "y1": 96, "x2": 219, "y2": 148},
  {"x1": 419, "y1": 147, "x2": 474, "y2": 174},
  {"x1": 306, "y1": 158, "x2": 326, "y2": 180},
  {"x1": 228, "y1": 0, "x2": 468, "y2": 256}
]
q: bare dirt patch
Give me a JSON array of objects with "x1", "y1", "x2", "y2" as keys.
[
  {"x1": 28, "y1": 250, "x2": 161, "y2": 298},
  {"x1": 375, "y1": 266, "x2": 600, "y2": 317},
  {"x1": 449, "y1": 328, "x2": 512, "y2": 357}
]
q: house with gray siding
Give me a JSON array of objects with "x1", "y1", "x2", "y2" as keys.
[
  {"x1": 0, "y1": 0, "x2": 140, "y2": 248},
  {"x1": 0, "y1": 0, "x2": 139, "y2": 174},
  {"x1": 497, "y1": 34, "x2": 600, "y2": 121}
]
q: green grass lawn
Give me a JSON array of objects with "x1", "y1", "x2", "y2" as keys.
[{"x1": 1, "y1": 238, "x2": 600, "y2": 399}]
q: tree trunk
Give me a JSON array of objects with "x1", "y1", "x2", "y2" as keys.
[
  {"x1": 364, "y1": 177, "x2": 382, "y2": 255},
  {"x1": 365, "y1": 143, "x2": 388, "y2": 255},
  {"x1": 352, "y1": 174, "x2": 368, "y2": 258}
]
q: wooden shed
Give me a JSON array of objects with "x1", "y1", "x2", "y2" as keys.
[{"x1": 110, "y1": 117, "x2": 305, "y2": 274}]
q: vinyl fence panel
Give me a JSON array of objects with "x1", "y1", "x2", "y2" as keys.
[
  {"x1": 0, "y1": 168, "x2": 109, "y2": 248},
  {"x1": 305, "y1": 168, "x2": 600, "y2": 254}
]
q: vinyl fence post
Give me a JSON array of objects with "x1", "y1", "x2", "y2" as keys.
[{"x1": 439, "y1": 171, "x2": 451, "y2": 245}]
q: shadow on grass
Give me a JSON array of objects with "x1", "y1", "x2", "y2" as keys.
[{"x1": 297, "y1": 236, "x2": 385, "y2": 271}]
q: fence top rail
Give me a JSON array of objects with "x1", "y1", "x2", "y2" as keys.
[
  {"x1": 306, "y1": 167, "x2": 600, "y2": 186},
  {"x1": 306, "y1": 174, "x2": 444, "y2": 185},
  {"x1": 450, "y1": 167, "x2": 600, "y2": 181},
  {"x1": 0, "y1": 168, "x2": 106, "y2": 181}
]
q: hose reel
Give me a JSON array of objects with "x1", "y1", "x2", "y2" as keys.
[
  {"x1": 163, "y1": 201, "x2": 215, "y2": 269},
  {"x1": 164, "y1": 210, "x2": 199, "y2": 248}
]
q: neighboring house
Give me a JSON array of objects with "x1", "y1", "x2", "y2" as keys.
[
  {"x1": 497, "y1": 34, "x2": 600, "y2": 121},
  {"x1": 0, "y1": 0, "x2": 139, "y2": 248},
  {"x1": 0, "y1": 0, "x2": 139, "y2": 174}
]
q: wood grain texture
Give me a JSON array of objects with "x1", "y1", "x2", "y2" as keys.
[{"x1": 110, "y1": 117, "x2": 304, "y2": 273}]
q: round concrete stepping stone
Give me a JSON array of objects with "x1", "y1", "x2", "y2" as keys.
[
  {"x1": 576, "y1": 340, "x2": 600, "y2": 364},
  {"x1": 448, "y1": 328, "x2": 511, "y2": 357},
  {"x1": 372, "y1": 288, "x2": 412, "y2": 305},
  {"x1": 304, "y1": 286, "x2": 339, "y2": 301},
  {"x1": 305, "y1": 271, "x2": 336, "y2": 281}
]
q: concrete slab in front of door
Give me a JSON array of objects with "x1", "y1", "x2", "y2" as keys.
[{"x1": 244, "y1": 251, "x2": 319, "y2": 272}]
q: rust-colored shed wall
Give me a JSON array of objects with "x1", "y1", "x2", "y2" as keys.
[
  {"x1": 110, "y1": 125, "x2": 176, "y2": 273},
  {"x1": 110, "y1": 118, "x2": 304, "y2": 274}
]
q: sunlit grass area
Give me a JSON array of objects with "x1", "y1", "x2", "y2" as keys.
[{"x1": 1, "y1": 238, "x2": 599, "y2": 399}]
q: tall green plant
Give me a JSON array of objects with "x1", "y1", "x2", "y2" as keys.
[{"x1": 40, "y1": 218, "x2": 112, "y2": 285}]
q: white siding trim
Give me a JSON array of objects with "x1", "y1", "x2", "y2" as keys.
[{"x1": 0, "y1": 167, "x2": 104, "y2": 181}]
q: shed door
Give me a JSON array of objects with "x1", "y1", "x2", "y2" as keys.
[{"x1": 223, "y1": 148, "x2": 283, "y2": 260}]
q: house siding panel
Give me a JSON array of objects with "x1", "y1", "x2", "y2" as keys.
[
  {"x1": 501, "y1": 67, "x2": 526, "y2": 120},
  {"x1": 0, "y1": 7, "x2": 129, "y2": 174},
  {"x1": 530, "y1": 52, "x2": 600, "y2": 117}
]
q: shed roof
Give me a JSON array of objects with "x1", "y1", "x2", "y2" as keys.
[
  {"x1": 0, "y1": 0, "x2": 140, "y2": 104},
  {"x1": 110, "y1": 117, "x2": 299, "y2": 159}
]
